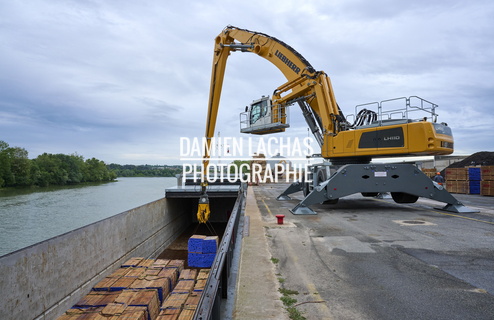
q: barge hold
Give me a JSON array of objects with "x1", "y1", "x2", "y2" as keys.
[{"x1": 0, "y1": 178, "x2": 245, "y2": 320}]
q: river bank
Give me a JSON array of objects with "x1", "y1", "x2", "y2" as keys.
[{"x1": 0, "y1": 177, "x2": 176, "y2": 256}]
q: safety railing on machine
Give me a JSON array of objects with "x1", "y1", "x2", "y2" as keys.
[
  {"x1": 239, "y1": 104, "x2": 289, "y2": 133},
  {"x1": 346, "y1": 96, "x2": 439, "y2": 128}
]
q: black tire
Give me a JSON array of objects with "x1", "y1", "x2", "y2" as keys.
[
  {"x1": 324, "y1": 198, "x2": 339, "y2": 205},
  {"x1": 391, "y1": 192, "x2": 419, "y2": 203},
  {"x1": 317, "y1": 168, "x2": 327, "y2": 185},
  {"x1": 303, "y1": 182, "x2": 310, "y2": 197},
  {"x1": 361, "y1": 192, "x2": 379, "y2": 197},
  {"x1": 317, "y1": 168, "x2": 339, "y2": 204}
]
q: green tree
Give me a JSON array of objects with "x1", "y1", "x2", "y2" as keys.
[
  {"x1": 0, "y1": 140, "x2": 118, "y2": 188},
  {"x1": 33, "y1": 153, "x2": 67, "y2": 186},
  {"x1": 106, "y1": 163, "x2": 183, "y2": 177},
  {"x1": 8, "y1": 147, "x2": 31, "y2": 186},
  {"x1": 0, "y1": 142, "x2": 31, "y2": 187},
  {"x1": 0, "y1": 140, "x2": 11, "y2": 187},
  {"x1": 56, "y1": 153, "x2": 85, "y2": 183},
  {"x1": 85, "y1": 157, "x2": 111, "y2": 182},
  {"x1": 230, "y1": 160, "x2": 250, "y2": 174}
]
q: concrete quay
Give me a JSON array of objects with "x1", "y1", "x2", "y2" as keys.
[{"x1": 233, "y1": 183, "x2": 494, "y2": 320}]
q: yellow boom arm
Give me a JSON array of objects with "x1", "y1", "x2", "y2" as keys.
[{"x1": 197, "y1": 25, "x2": 454, "y2": 222}]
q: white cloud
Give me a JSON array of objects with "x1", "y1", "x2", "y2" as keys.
[{"x1": 0, "y1": 0, "x2": 493, "y2": 164}]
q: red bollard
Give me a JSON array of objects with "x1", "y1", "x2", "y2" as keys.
[{"x1": 275, "y1": 214, "x2": 285, "y2": 225}]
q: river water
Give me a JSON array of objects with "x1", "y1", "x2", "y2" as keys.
[{"x1": 0, "y1": 177, "x2": 177, "y2": 257}]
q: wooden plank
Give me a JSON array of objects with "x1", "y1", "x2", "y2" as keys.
[
  {"x1": 161, "y1": 293, "x2": 189, "y2": 309},
  {"x1": 144, "y1": 268, "x2": 163, "y2": 278},
  {"x1": 197, "y1": 269, "x2": 210, "y2": 280},
  {"x1": 111, "y1": 268, "x2": 132, "y2": 278},
  {"x1": 111, "y1": 277, "x2": 137, "y2": 291},
  {"x1": 118, "y1": 306, "x2": 148, "y2": 320},
  {"x1": 456, "y1": 168, "x2": 468, "y2": 180},
  {"x1": 125, "y1": 267, "x2": 146, "y2": 278},
  {"x1": 75, "y1": 291, "x2": 121, "y2": 308},
  {"x1": 184, "y1": 292, "x2": 201, "y2": 308},
  {"x1": 178, "y1": 269, "x2": 198, "y2": 281},
  {"x1": 122, "y1": 258, "x2": 144, "y2": 268},
  {"x1": 166, "y1": 260, "x2": 185, "y2": 273},
  {"x1": 148, "y1": 278, "x2": 171, "y2": 304},
  {"x1": 177, "y1": 308, "x2": 196, "y2": 320},
  {"x1": 481, "y1": 166, "x2": 494, "y2": 181},
  {"x1": 457, "y1": 181, "x2": 469, "y2": 194},
  {"x1": 100, "y1": 303, "x2": 126, "y2": 317},
  {"x1": 128, "y1": 289, "x2": 160, "y2": 320},
  {"x1": 137, "y1": 259, "x2": 155, "y2": 268},
  {"x1": 152, "y1": 259, "x2": 171, "y2": 269},
  {"x1": 114, "y1": 290, "x2": 139, "y2": 305},
  {"x1": 55, "y1": 308, "x2": 87, "y2": 320},
  {"x1": 93, "y1": 276, "x2": 120, "y2": 291},
  {"x1": 130, "y1": 278, "x2": 170, "y2": 305},
  {"x1": 173, "y1": 280, "x2": 195, "y2": 294},
  {"x1": 158, "y1": 268, "x2": 179, "y2": 290},
  {"x1": 445, "y1": 181, "x2": 457, "y2": 193},
  {"x1": 157, "y1": 308, "x2": 181, "y2": 320},
  {"x1": 194, "y1": 279, "x2": 206, "y2": 292},
  {"x1": 481, "y1": 181, "x2": 494, "y2": 196}
]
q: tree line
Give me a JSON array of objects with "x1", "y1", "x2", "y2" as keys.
[
  {"x1": 0, "y1": 140, "x2": 116, "y2": 188},
  {"x1": 107, "y1": 164, "x2": 182, "y2": 177},
  {"x1": 0, "y1": 140, "x2": 187, "y2": 188}
]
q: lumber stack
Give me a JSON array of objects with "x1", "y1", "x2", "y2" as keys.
[
  {"x1": 159, "y1": 268, "x2": 209, "y2": 320},
  {"x1": 421, "y1": 168, "x2": 437, "y2": 179},
  {"x1": 56, "y1": 258, "x2": 210, "y2": 320},
  {"x1": 481, "y1": 166, "x2": 494, "y2": 196},
  {"x1": 445, "y1": 168, "x2": 468, "y2": 194},
  {"x1": 187, "y1": 235, "x2": 218, "y2": 268},
  {"x1": 445, "y1": 166, "x2": 494, "y2": 196}
]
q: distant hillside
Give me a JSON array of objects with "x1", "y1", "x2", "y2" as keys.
[{"x1": 447, "y1": 151, "x2": 494, "y2": 168}]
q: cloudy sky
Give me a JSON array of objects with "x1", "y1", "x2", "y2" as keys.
[{"x1": 1, "y1": 0, "x2": 493, "y2": 165}]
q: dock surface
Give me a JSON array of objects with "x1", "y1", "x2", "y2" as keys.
[{"x1": 234, "y1": 183, "x2": 494, "y2": 320}]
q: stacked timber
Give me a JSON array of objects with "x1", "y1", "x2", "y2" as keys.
[
  {"x1": 158, "y1": 268, "x2": 209, "y2": 320},
  {"x1": 481, "y1": 166, "x2": 494, "y2": 196},
  {"x1": 445, "y1": 168, "x2": 468, "y2": 194},
  {"x1": 445, "y1": 166, "x2": 494, "y2": 196},
  {"x1": 187, "y1": 235, "x2": 218, "y2": 268},
  {"x1": 422, "y1": 168, "x2": 437, "y2": 179},
  {"x1": 56, "y1": 258, "x2": 210, "y2": 320}
]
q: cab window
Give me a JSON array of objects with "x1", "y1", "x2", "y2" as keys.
[
  {"x1": 250, "y1": 103, "x2": 262, "y2": 124},
  {"x1": 250, "y1": 99, "x2": 269, "y2": 125}
]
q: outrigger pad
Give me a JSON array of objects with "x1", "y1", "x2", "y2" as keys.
[
  {"x1": 276, "y1": 195, "x2": 292, "y2": 201},
  {"x1": 290, "y1": 204, "x2": 317, "y2": 215},
  {"x1": 435, "y1": 203, "x2": 480, "y2": 213}
]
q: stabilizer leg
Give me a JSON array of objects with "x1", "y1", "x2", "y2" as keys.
[
  {"x1": 426, "y1": 182, "x2": 479, "y2": 213},
  {"x1": 287, "y1": 164, "x2": 479, "y2": 215},
  {"x1": 276, "y1": 181, "x2": 304, "y2": 200},
  {"x1": 290, "y1": 183, "x2": 330, "y2": 215}
]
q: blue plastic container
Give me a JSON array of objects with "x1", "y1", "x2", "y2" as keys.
[
  {"x1": 468, "y1": 167, "x2": 481, "y2": 181},
  {"x1": 469, "y1": 180, "x2": 481, "y2": 194}
]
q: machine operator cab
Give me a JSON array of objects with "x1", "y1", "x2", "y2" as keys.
[{"x1": 239, "y1": 96, "x2": 290, "y2": 135}]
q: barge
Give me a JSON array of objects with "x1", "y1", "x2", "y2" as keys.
[{"x1": 0, "y1": 180, "x2": 246, "y2": 320}]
